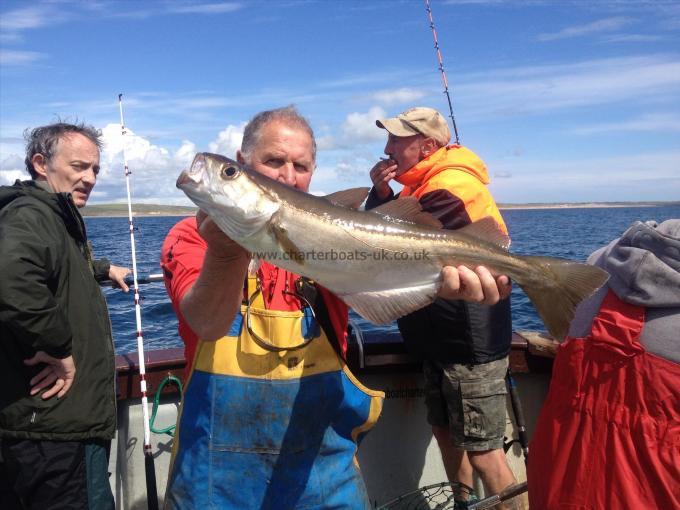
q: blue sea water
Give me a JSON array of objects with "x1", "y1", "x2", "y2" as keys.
[{"x1": 90, "y1": 205, "x2": 680, "y2": 355}]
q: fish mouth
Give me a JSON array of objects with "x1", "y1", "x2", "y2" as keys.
[
  {"x1": 176, "y1": 153, "x2": 209, "y2": 189},
  {"x1": 176, "y1": 170, "x2": 197, "y2": 189}
]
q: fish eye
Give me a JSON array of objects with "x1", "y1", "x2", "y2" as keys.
[{"x1": 222, "y1": 166, "x2": 239, "y2": 179}]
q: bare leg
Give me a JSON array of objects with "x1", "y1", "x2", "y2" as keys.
[
  {"x1": 432, "y1": 425, "x2": 473, "y2": 488},
  {"x1": 468, "y1": 449, "x2": 521, "y2": 510}
]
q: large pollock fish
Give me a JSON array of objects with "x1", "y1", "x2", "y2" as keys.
[{"x1": 177, "y1": 153, "x2": 608, "y2": 340}]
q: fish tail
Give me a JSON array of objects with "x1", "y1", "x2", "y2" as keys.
[{"x1": 517, "y1": 256, "x2": 609, "y2": 341}]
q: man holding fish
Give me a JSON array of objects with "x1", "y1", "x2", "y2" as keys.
[
  {"x1": 366, "y1": 107, "x2": 519, "y2": 508},
  {"x1": 161, "y1": 106, "x2": 511, "y2": 509}
]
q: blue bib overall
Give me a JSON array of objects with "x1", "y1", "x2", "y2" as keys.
[{"x1": 165, "y1": 276, "x2": 383, "y2": 509}]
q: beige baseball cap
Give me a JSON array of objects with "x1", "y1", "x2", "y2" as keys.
[{"x1": 376, "y1": 107, "x2": 451, "y2": 146}]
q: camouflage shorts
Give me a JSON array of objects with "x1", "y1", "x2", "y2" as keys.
[{"x1": 423, "y1": 357, "x2": 508, "y2": 451}]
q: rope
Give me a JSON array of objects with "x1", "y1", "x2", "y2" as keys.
[
  {"x1": 118, "y1": 93, "x2": 159, "y2": 510},
  {"x1": 150, "y1": 375, "x2": 183, "y2": 436},
  {"x1": 424, "y1": 0, "x2": 461, "y2": 144}
]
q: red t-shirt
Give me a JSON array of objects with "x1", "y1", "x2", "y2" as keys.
[{"x1": 160, "y1": 217, "x2": 349, "y2": 374}]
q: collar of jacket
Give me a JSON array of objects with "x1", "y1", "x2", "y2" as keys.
[
  {"x1": 395, "y1": 145, "x2": 491, "y2": 196},
  {"x1": 2, "y1": 179, "x2": 88, "y2": 244}
]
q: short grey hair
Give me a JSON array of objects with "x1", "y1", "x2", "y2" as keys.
[
  {"x1": 240, "y1": 106, "x2": 316, "y2": 162},
  {"x1": 24, "y1": 122, "x2": 102, "y2": 179}
]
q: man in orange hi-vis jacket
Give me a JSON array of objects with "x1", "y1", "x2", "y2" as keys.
[{"x1": 366, "y1": 107, "x2": 518, "y2": 509}]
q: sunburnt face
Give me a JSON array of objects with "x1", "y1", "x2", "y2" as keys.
[
  {"x1": 32, "y1": 132, "x2": 100, "y2": 208},
  {"x1": 383, "y1": 133, "x2": 428, "y2": 176},
  {"x1": 238, "y1": 120, "x2": 315, "y2": 192}
]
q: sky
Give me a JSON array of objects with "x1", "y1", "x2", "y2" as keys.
[{"x1": 1, "y1": 0, "x2": 679, "y2": 205}]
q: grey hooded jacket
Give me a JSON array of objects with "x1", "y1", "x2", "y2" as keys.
[{"x1": 568, "y1": 219, "x2": 680, "y2": 362}]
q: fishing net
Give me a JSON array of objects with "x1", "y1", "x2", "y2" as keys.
[{"x1": 376, "y1": 482, "x2": 477, "y2": 509}]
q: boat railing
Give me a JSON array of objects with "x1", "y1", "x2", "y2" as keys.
[{"x1": 115, "y1": 329, "x2": 557, "y2": 401}]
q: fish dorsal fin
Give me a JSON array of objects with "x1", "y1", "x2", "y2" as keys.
[
  {"x1": 323, "y1": 187, "x2": 370, "y2": 210},
  {"x1": 457, "y1": 217, "x2": 511, "y2": 250},
  {"x1": 371, "y1": 196, "x2": 443, "y2": 229}
]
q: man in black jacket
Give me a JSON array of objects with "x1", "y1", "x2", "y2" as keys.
[{"x1": 0, "y1": 123, "x2": 129, "y2": 509}]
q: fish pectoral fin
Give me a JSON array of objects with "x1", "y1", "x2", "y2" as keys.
[
  {"x1": 458, "y1": 217, "x2": 511, "y2": 250},
  {"x1": 324, "y1": 187, "x2": 371, "y2": 210},
  {"x1": 341, "y1": 283, "x2": 439, "y2": 325},
  {"x1": 370, "y1": 196, "x2": 443, "y2": 229},
  {"x1": 269, "y1": 221, "x2": 305, "y2": 265}
]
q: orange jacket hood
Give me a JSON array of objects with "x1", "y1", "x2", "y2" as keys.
[{"x1": 395, "y1": 145, "x2": 490, "y2": 194}]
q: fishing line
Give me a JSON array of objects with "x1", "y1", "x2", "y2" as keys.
[
  {"x1": 424, "y1": 0, "x2": 460, "y2": 145},
  {"x1": 118, "y1": 93, "x2": 160, "y2": 510}
]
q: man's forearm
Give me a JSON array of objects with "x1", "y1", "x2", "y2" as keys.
[{"x1": 179, "y1": 248, "x2": 250, "y2": 341}]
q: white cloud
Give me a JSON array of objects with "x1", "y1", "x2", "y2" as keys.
[
  {"x1": 600, "y1": 34, "x2": 663, "y2": 43},
  {"x1": 84, "y1": 122, "x2": 252, "y2": 204},
  {"x1": 538, "y1": 16, "x2": 635, "y2": 41},
  {"x1": 317, "y1": 70, "x2": 413, "y2": 89},
  {"x1": 371, "y1": 88, "x2": 426, "y2": 106},
  {"x1": 101, "y1": 123, "x2": 169, "y2": 172},
  {"x1": 0, "y1": 153, "x2": 26, "y2": 184},
  {"x1": 0, "y1": 49, "x2": 45, "y2": 66},
  {"x1": 94, "y1": 123, "x2": 186, "y2": 204},
  {"x1": 570, "y1": 113, "x2": 680, "y2": 135},
  {"x1": 174, "y1": 140, "x2": 198, "y2": 167},
  {"x1": 0, "y1": 153, "x2": 23, "y2": 169},
  {"x1": 488, "y1": 150, "x2": 680, "y2": 203},
  {"x1": 327, "y1": 156, "x2": 377, "y2": 183},
  {"x1": 0, "y1": 169, "x2": 26, "y2": 185},
  {"x1": 0, "y1": 4, "x2": 70, "y2": 43},
  {"x1": 0, "y1": 6, "x2": 52, "y2": 32},
  {"x1": 316, "y1": 135, "x2": 337, "y2": 151},
  {"x1": 341, "y1": 107, "x2": 388, "y2": 144},
  {"x1": 169, "y1": 2, "x2": 242, "y2": 14},
  {"x1": 444, "y1": 0, "x2": 506, "y2": 5},
  {"x1": 208, "y1": 124, "x2": 245, "y2": 156},
  {"x1": 456, "y1": 55, "x2": 680, "y2": 120}
]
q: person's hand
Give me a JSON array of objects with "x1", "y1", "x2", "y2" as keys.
[
  {"x1": 369, "y1": 158, "x2": 397, "y2": 200},
  {"x1": 438, "y1": 265, "x2": 511, "y2": 304},
  {"x1": 24, "y1": 352, "x2": 76, "y2": 400},
  {"x1": 196, "y1": 210, "x2": 249, "y2": 260},
  {"x1": 109, "y1": 264, "x2": 131, "y2": 292}
]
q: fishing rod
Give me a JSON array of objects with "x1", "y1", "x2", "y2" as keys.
[
  {"x1": 424, "y1": 0, "x2": 531, "y2": 466},
  {"x1": 468, "y1": 481, "x2": 528, "y2": 510},
  {"x1": 507, "y1": 368, "x2": 530, "y2": 463},
  {"x1": 126, "y1": 273, "x2": 164, "y2": 286},
  {"x1": 118, "y1": 93, "x2": 160, "y2": 510},
  {"x1": 424, "y1": 0, "x2": 461, "y2": 145},
  {"x1": 100, "y1": 273, "x2": 164, "y2": 288}
]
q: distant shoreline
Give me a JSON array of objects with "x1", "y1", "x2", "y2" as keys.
[
  {"x1": 499, "y1": 202, "x2": 675, "y2": 210},
  {"x1": 82, "y1": 201, "x2": 679, "y2": 217},
  {"x1": 81, "y1": 205, "x2": 197, "y2": 218}
]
